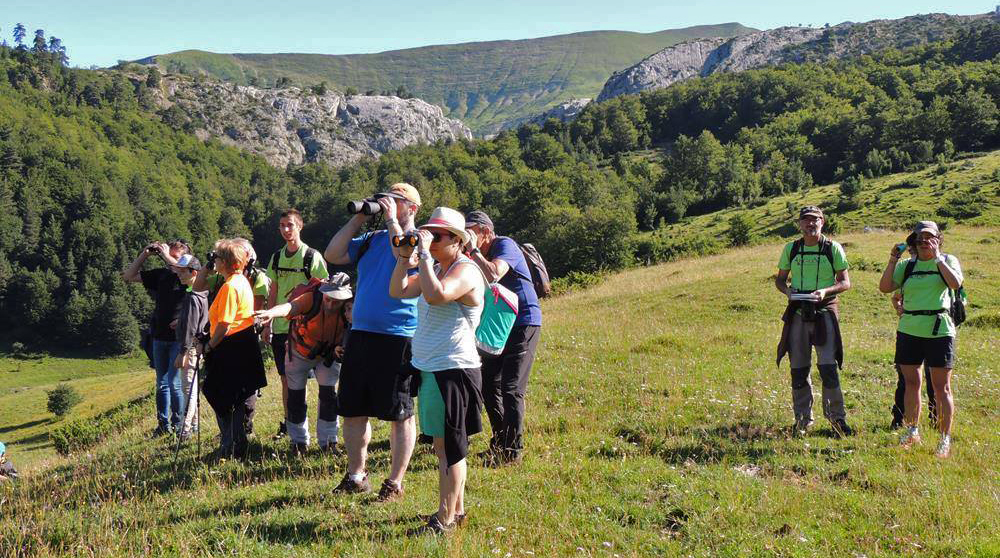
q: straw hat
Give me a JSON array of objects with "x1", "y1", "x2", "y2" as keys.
[{"x1": 419, "y1": 207, "x2": 470, "y2": 244}]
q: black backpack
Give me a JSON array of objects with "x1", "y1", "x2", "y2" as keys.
[
  {"x1": 788, "y1": 237, "x2": 836, "y2": 273},
  {"x1": 269, "y1": 246, "x2": 325, "y2": 281},
  {"x1": 900, "y1": 256, "x2": 967, "y2": 334},
  {"x1": 518, "y1": 242, "x2": 551, "y2": 298}
]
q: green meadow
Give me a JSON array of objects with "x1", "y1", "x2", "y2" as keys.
[{"x1": 2, "y1": 222, "x2": 997, "y2": 556}]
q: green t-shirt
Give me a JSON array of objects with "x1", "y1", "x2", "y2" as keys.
[
  {"x1": 777, "y1": 238, "x2": 849, "y2": 292},
  {"x1": 891, "y1": 255, "x2": 962, "y2": 338},
  {"x1": 264, "y1": 243, "x2": 329, "y2": 334}
]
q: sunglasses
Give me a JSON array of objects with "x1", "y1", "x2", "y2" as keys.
[{"x1": 431, "y1": 231, "x2": 455, "y2": 243}]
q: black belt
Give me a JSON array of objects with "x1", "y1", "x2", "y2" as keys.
[{"x1": 903, "y1": 309, "x2": 947, "y2": 335}]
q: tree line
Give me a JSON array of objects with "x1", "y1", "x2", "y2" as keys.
[{"x1": 1, "y1": 22, "x2": 998, "y2": 354}]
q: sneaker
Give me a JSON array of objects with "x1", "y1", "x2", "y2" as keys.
[
  {"x1": 377, "y1": 479, "x2": 404, "y2": 502},
  {"x1": 423, "y1": 514, "x2": 455, "y2": 534},
  {"x1": 333, "y1": 473, "x2": 371, "y2": 494},
  {"x1": 935, "y1": 435, "x2": 951, "y2": 458},
  {"x1": 899, "y1": 426, "x2": 921, "y2": 448},
  {"x1": 793, "y1": 418, "x2": 814, "y2": 437},
  {"x1": 272, "y1": 422, "x2": 287, "y2": 440},
  {"x1": 831, "y1": 419, "x2": 854, "y2": 439}
]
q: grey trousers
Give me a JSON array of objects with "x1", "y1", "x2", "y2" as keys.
[
  {"x1": 788, "y1": 312, "x2": 846, "y2": 422},
  {"x1": 284, "y1": 351, "x2": 341, "y2": 447}
]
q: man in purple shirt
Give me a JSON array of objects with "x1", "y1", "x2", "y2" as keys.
[{"x1": 464, "y1": 210, "x2": 542, "y2": 465}]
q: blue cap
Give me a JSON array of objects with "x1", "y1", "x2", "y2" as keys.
[{"x1": 0, "y1": 442, "x2": 5, "y2": 454}]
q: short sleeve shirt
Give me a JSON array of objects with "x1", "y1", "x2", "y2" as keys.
[
  {"x1": 891, "y1": 255, "x2": 962, "y2": 338},
  {"x1": 208, "y1": 273, "x2": 255, "y2": 337},
  {"x1": 347, "y1": 230, "x2": 418, "y2": 337},
  {"x1": 488, "y1": 236, "x2": 542, "y2": 327},
  {"x1": 140, "y1": 267, "x2": 186, "y2": 342},
  {"x1": 777, "y1": 238, "x2": 849, "y2": 292},
  {"x1": 206, "y1": 271, "x2": 270, "y2": 303},
  {"x1": 264, "y1": 243, "x2": 329, "y2": 334}
]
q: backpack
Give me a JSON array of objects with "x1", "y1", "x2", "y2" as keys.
[
  {"x1": 788, "y1": 237, "x2": 836, "y2": 272},
  {"x1": 286, "y1": 277, "x2": 348, "y2": 360},
  {"x1": 518, "y1": 242, "x2": 551, "y2": 298},
  {"x1": 269, "y1": 246, "x2": 324, "y2": 281},
  {"x1": 900, "y1": 256, "x2": 967, "y2": 334},
  {"x1": 475, "y1": 282, "x2": 519, "y2": 355}
]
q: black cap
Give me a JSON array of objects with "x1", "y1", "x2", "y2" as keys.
[{"x1": 465, "y1": 210, "x2": 494, "y2": 231}]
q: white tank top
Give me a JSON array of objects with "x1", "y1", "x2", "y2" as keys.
[{"x1": 411, "y1": 257, "x2": 484, "y2": 372}]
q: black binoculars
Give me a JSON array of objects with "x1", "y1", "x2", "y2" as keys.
[{"x1": 392, "y1": 233, "x2": 419, "y2": 248}]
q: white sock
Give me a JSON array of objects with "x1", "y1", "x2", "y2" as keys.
[{"x1": 348, "y1": 472, "x2": 365, "y2": 482}]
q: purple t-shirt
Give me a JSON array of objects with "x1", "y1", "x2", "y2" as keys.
[{"x1": 488, "y1": 237, "x2": 542, "y2": 327}]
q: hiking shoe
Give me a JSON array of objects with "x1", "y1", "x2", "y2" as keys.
[
  {"x1": 272, "y1": 422, "x2": 287, "y2": 440},
  {"x1": 793, "y1": 418, "x2": 814, "y2": 437},
  {"x1": 889, "y1": 418, "x2": 904, "y2": 430},
  {"x1": 935, "y1": 435, "x2": 951, "y2": 458},
  {"x1": 423, "y1": 514, "x2": 455, "y2": 534},
  {"x1": 151, "y1": 426, "x2": 170, "y2": 437},
  {"x1": 333, "y1": 473, "x2": 371, "y2": 494},
  {"x1": 899, "y1": 426, "x2": 921, "y2": 448},
  {"x1": 290, "y1": 442, "x2": 308, "y2": 456},
  {"x1": 831, "y1": 419, "x2": 854, "y2": 439},
  {"x1": 319, "y1": 442, "x2": 343, "y2": 456},
  {"x1": 377, "y1": 479, "x2": 404, "y2": 502}
]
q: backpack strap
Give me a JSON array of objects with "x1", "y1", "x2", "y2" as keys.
[{"x1": 270, "y1": 246, "x2": 321, "y2": 278}]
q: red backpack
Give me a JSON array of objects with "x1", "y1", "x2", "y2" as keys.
[{"x1": 287, "y1": 279, "x2": 348, "y2": 360}]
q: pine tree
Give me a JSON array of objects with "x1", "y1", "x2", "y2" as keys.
[
  {"x1": 12, "y1": 23, "x2": 26, "y2": 48},
  {"x1": 94, "y1": 293, "x2": 140, "y2": 356},
  {"x1": 32, "y1": 29, "x2": 46, "y2": 53}
]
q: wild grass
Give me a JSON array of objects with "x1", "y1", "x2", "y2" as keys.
[{"x1": 1, "y1": 225, "x2": 997, "y2": 557}]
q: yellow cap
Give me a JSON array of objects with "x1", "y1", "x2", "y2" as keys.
[{"x1": 388, "y1": 182, "x2": 421, "y2": 206}]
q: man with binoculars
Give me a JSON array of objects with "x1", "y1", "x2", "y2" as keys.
[
  {"x1": 324, "y1": 182, "x2": 422, "y2": 501},
  {"x1": 775, "y1": 206, "x2": 854, "y2": 438}
]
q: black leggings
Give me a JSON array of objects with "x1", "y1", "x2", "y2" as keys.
[{"x1": 891, "y1": 364, "x2": 936, "y2": 424}]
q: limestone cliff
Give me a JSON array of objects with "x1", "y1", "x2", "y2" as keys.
[{"x1": 147, "y1": 76, "x2": 472, "y2": 168}]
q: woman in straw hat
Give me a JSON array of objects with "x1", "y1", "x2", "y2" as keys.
[{"x1": 389, "y1": 206, "x2": 486, "y2": 533}]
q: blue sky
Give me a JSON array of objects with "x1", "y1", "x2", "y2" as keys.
[{"x1": 3, "y1": 0, "x2": 993, "y2": 67}]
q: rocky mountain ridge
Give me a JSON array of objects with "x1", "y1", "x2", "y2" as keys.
[
  {"x1": 146, "y1": 75, "x2": 472, "y2": 168},
  {"x1": 598, "y1": 13, "x2": 992, "y2": 101}
]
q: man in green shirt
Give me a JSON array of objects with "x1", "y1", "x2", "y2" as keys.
[
  {"x1": 775, "y1": 206, "x2": 853, "y2": 438},
  {"x1": 262, "y1": 209, "x2": 329, "y2": 440}
]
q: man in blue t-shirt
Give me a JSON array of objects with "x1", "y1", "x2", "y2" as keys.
[
  {"x1": 324, "y1": 182, "x2": 421, "y2": 502},
  {"x1": 464, "y1": 210, "x2": 542, "y2": 465}
]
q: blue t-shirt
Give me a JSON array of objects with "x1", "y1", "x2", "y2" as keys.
[
  {"x1": 348, "y1": 230, "x2": 418, "y2": 337},
  {"x1": 489, "y1": 236, "x2": 542, "y2": 327}
]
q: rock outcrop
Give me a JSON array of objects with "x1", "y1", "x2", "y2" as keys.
[
  {"x1": 598, "y1": 13, "x2": 991, "y2": 102},
  {"x1": 148, "y1": 76, "x2": 472, "y2": 168},
  {"x1": 523, "y1": 98, "x2": 593, "y2": 128}
]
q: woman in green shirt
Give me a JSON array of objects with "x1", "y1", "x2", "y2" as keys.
[{"x1": 879, "y1": 221, "x2": 963, "y2": 458}]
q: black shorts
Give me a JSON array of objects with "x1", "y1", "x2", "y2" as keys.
[
  {"x1": 337, "y1": 330, "x2": 414, "y2": 421},
  {"x1": 895, "y1": 331, "x2": 956, "y2": 369}
]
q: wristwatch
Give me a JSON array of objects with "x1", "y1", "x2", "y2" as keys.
[
  {"x1": 469, "y1": 247, "x2": 481, "y2": 256},
  {"x1": 936, "y1": 254, "x2": 947, "y2": 264}
]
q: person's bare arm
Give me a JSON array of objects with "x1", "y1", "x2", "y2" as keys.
[
  {"x1": 813, "y1": 269, "x2": 851, "y2": 301},
  {"x1": 122, "y1": 243, "x2": 161, "y2": 283},
  {"x1": 419, "y1": 260, "x2": 479, "y2": 306},
  {"x1": 774, "y1": 269, "x2": 791, "y2": 297},
  {"x1": 468, "y1": 250, "x2": 510, "y2": 283},
  {"x1": 878, "y1": 244, "x2": 904, "y2": 293},
  {"x1": 389, "y1": 250, "x2": 422, "y2": 299},
  {"x1": 207, "y1": 323, "x2": 230, "y2": 350}
]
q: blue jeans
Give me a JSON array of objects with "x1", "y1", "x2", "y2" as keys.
[{"x1": 152, "y1": 339, "x2": 183, "y2": 430}]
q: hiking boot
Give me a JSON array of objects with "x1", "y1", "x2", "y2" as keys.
[
  {"x1": 423, "y1": 514, "x2": 455, "y2": 534},
  {"x1": 376, "y1": 479, "x2": 404, "y2": 502},
  {"x1": 290, "y1": 442, "x2": 308, "y2": 456},
  {"x1": 272, "y1": 422, "x2": 287, "y2": 440},
  {"x1": 899, "y1": 426, "x2": 921, "y2": 448},
  {"x1": 889, "y1": 418, "x2": 904, "y2": 430},
  {"x1": 793, "y1": 418, "x2": 814, "y2": 437},
  {"x1": 319, "y1": 442, "x2": 343, "y2": 456},
  {"x1": 151, "y1": 426, "x2": 170, "y2": 438},
  {"x1": 831, "y1": 419, "x2": 854, "y2": 439},
  {"x1": 333, "y1": 473, "x2": 371, "y2": 494},
  {"x1": 935, "y1": 435, "x2": 951, "y2": 458}
]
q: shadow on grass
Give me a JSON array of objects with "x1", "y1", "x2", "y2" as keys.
[
  {"x1": 610, "y1": 421, "x2": 784, "y2": 465},
  {"x1": 0, "y1": 418, "x2": 52, "y2": 434}
]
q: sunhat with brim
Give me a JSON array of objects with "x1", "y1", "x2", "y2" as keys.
[
  {"x1": 419, "y1": 207, "x2": 470, "y2": 244},
  {"x1": 906, "y1": 220, "x2": 941, "y2": 245},
  {"x1": 319, "y1": 272, "x2": 353, "y2": 300}
]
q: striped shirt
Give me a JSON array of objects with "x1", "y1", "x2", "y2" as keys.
[{"x1": 411, "y1": 258, "x2": 483, "y2": 372}]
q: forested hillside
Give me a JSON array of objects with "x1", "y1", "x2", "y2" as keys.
[
  {"x1": 139, "y1": 24, "x2": 754, "y2": 135},
  {"x1": 2, "y1": 20, "x2": 999, "y2": 356}
]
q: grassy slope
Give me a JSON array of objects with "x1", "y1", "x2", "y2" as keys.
[
  {"x1": 2, "y1": 164, "x2": 999, "y2": 555},
  {"x1": 143, "y1": 24, "x2": 753, "y2": 134},
  {"x1": 0, "y1": 354, "x2": 149, "y2": 471}
]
